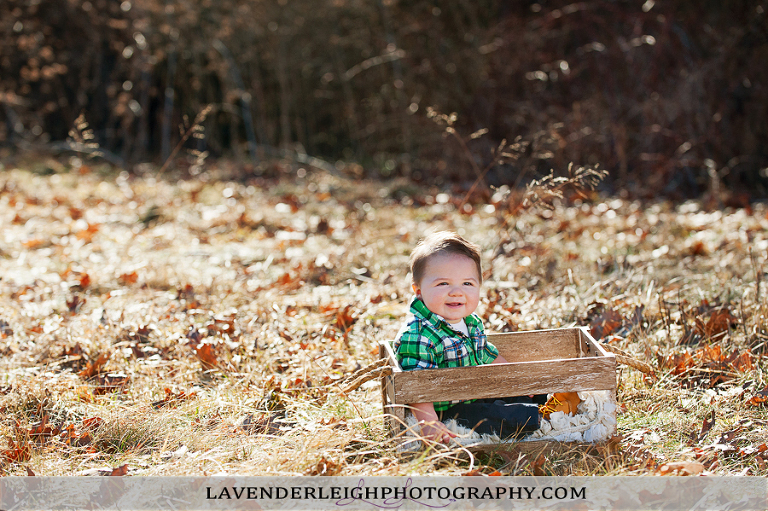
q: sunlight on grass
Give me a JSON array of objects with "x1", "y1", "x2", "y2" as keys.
[{"x1": 1, "y1": 166, "x2": 767, "y2": 476}]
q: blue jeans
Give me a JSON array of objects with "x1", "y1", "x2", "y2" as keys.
[{"x1": 438, "y1": 395, "x2": 546, "y2": 438}]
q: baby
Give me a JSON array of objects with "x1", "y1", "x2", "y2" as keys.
[{"x1": 394, "y1": 231, "x2": 579, "y2": 444}]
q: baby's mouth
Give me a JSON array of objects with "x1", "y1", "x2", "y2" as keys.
[{"x1": 446, "y1": 302, "x2": 464, "y2": 308}]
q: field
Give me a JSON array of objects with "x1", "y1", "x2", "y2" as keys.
[{"x1": 1, "y1": 162, "x2": 767, "y2": 476}]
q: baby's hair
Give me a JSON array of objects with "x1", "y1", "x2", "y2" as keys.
[{"x1": 410, "y1": 231, "x2": 482, "y2": 286}]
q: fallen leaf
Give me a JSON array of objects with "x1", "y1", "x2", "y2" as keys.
[
  {"x1": 78, "y1": 352, "x2": 110, "y2": 378},
  {"x1": 746, "y1": 385, "x2": 768, "y2": 407},
  {"x1": 531, "y1": 453, "x2": 546, "y2": 476},
  {"x1": 304, "y1": 455, "x2": 342, "y2": 476},
  {"x1": 22, "y1": 239, "x2": 46, "y2": 250},
  {"x1": 77, "y1": 273, "x2": 91, "y2": 289},
  {"x1": 0, "y1": 440, "x2": 31, "y2": 463},
  {"x1": 694, "y1": 307, "x2": 736, "y2": 340},
  {"x1": 658, "y1": 461, "x2": 705, "y2": 476},
  {"x1": 195, "y1": 342, "x2": 219, "y2": 369},
  {"x1": 25, "y1": 466, "x2": 35, "y2": 476},
  {"x1": 75, "y1": 223, "x2": 100, "y2": 243},
  {"x1": 335, "y1": 305, "x2": 357, "y2": 332},
  {"x1": 27, "y1": 415, "x2": 62, "y2": 443},
  {"x1": 589, "y1": 308, "x2": 623, "y2": 339},
  {"x1": 118, "y1": 271, "x2": 139, "y2": 285},
  {"x1": 695, "y1": 410, "x2": 716, "y2": 444},
  {"x1": 60, "y1": 424, "x2": 92, "y2": 447},
  {"x1": 66, "y1": 294, "x2": 86, "y2": 315},
  {"x1": 108, "y1": 464, "x2": 128, "y2": 476},
  {"x1": 93, "y1": 373, "x2": 130, "y2": 395}
]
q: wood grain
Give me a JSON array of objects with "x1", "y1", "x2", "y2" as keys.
[
  {"x1": 391, "y1": 355, "x2": 616, "y2": 403},
  {"x1": 490, "y1": 328, "x2": 585, "y2": 362}
]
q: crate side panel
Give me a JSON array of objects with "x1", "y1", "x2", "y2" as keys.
[
  {"x1": 382, "y1": 374, "x2": 404, "y2": 434},
  {"x1": 379, "y1": 340, "x2": 402, "y2": 372},
  {"x1": 579, "y1": 329, "x2": 612, "y2": 358},
  {"x1": 392, "y1": 356, "x2": 616, "y2": 404},
  {"x1": 490, "y1": 329, "x2": 582, "y2": 362}
]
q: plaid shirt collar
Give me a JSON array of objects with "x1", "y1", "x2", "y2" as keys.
[{"x1": 409, "y1": 296, "x2": 483, "y2": 334}]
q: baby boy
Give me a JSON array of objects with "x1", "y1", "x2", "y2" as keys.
[{"x1": 394, "y1": 231, "x2": 579, "y2": 444}]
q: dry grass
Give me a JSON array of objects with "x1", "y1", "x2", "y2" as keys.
[{"x1": 1, "y1": 162, "x2": 767, "y2": 476}]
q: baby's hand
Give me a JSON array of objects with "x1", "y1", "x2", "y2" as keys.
[{"x1": 419, "y1": 420, "x2": 458, "y2": 445}]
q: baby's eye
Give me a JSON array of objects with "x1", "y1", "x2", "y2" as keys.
[{"x1": 463, "y1": 281, "x2": 475, "y2": 286}]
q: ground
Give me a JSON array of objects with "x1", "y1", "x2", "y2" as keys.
[{"x1": 1, "y1": 161, "x2": 766, "y2": 476}]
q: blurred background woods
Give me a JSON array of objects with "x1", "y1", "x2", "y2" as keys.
[{"x1": 1, "y1": 0, "x2": 766, "y2": 199}]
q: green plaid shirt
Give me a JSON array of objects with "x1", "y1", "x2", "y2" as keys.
[{"x1": 394, "y1": 297, "x2": 499, "y2": 411}]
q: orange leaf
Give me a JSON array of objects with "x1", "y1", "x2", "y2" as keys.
[
  {"x1": 108, "y1": 464, "x2": 128, "y2": 476},
  {"x1": 589, "y1": 308, "x2": 622, "y2": 339},
  {"x1": 75, "y1": 223, "x2": 100, "y2": 243},
  {"x1": 22, "y1": 239, "x2": 46, "y2": 249},
  {"x1": 82, "y1": 417, "x2": 105, "y2": 430},
  {"x1": 1, "y1": 440, "x2": 31, "y2": 463},
  {"x1": 79, "y1": 352, "x2": 110, "y2": 378},
  {"x1": 195, "y1": 343, "x2": 219, "y2": 369},
  {"x1": 78, "y1": 273, "x2": 91, "y2": 289},
  {"x1": 725, "y1": 350, "x2": 753, "y2": 372},
  {"x1": 746, "y1": 385, "x2": 768, "y2": 407},
  {"x1": 25, "y1": 466, "x2": 36, "y2": 476},
  {"x1": 118, "y1": 271, "x2": 139, "y2": 285},
  {"x1": 335, "y1": 305, "x2": 357, "y2": 332},
  {"x1": 658, "y1": 461, "x2": 705, "y2": 476}
]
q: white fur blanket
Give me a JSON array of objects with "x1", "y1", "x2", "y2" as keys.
[{"x1": 399, "y1": 391, "x2": 617, "y2": 450}]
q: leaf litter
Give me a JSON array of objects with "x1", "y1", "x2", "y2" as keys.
[{"x1": 0, "y1": 165, "x2": 767, "y2": 475}]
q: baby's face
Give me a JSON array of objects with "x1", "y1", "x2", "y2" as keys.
[{"x1": 413, "y1": 253, "x2": 480, "y2": 323}]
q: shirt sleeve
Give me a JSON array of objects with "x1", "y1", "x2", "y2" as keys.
[
  {"x1": 478, "y1": 338, "x2": 499, "y2": 365},
  {"x1": 395, "y1": 321, "x2": 438, "y2": 370},
  {"x1": 473, "y1": 322, "x2": 498, "y2": 365}
]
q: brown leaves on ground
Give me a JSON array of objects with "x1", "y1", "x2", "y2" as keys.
[
  {"x1": 109, "y1": 464, "x2": 129, "y2": 476},
  {"x1": 3, "y1": 167, "x2": 768, "y2": 477},
  {"x1": 334, "y1": 304, "x2": 358, "y2": 336},
  {"x1": 690, "y1": 410, "x2": 716, "y2": 444},
  {"x1": 618, "y1": 432, "x2": 659, "y2": 472},
  {"x1": 531, "y1": 453, "x2": 547, "y2": 476},
  {"x1": 657, "y1": 460, "x2": 705, "y2": 476},
  {"x1": 93, "y1": 373, "x2": 130, "y2": 395},
  {"x1": 745, "y1": 385, "x2": 768, "y2": 407},
  {"x1": 659, "y1": 345, "x2": 755, "y2": 387},
  {"x1": 2, "y1": 415, "x2": 105, "y2": 467},
  {"x1": 79, "y1": 352, "x2": 111, "y2": 379},
  {"x1": 584, "y1": 301, "x2": 644, "y2": 340},
  {"x1": 676, "y1": 300, "x2": 739, "y2": 344},
  {"x1": 1, "y1": 439, "x2": 32, "y2": 464},
  {"x1": 304, "y1": 455, "x2": 344, "y2": 476},
  {"x1": 66, "y1": 294, "x2": 86, "y2": 314},
  {"x1": 589, "y1": 306, "x2": 623, "y2": 340},
  {"x1": 193, "y1": 342, "x2": 220, "y2": 370},
  {"x1": 118, "y1": 271, "x2": 139, "y2": 285}
]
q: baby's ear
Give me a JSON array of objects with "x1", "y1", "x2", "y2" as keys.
[{"x1": 411, "y1": 283, "x2": 420, "y2": 295}]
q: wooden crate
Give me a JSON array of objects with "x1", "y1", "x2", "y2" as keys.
[{"x1": 379, "y1": 327, "x2": 616, "y2": 438}]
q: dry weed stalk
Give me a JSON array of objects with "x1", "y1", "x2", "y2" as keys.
[
  {"x1": 520, "y1": 163, "x2": 608, "y2": 211},
  {"x1": 159, "y1": 104, "x2": 213, "y2": 174},
  {"x1": 67, "y1": 113, "x2": 102, "y2": 158}
]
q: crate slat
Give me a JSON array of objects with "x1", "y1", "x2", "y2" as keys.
[{"x1": 391, "y1": 355, "x2": 616, "y2": 403}]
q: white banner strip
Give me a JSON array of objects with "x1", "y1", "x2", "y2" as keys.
[{"x1": 0, "y1": 476, "x2": 765, "y2": 510}]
